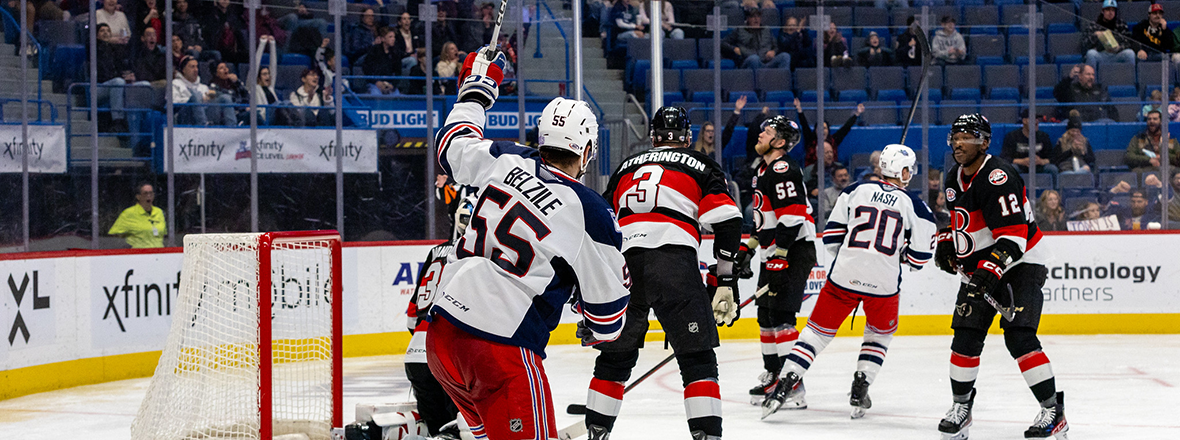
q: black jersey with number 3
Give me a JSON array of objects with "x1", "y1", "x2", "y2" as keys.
[
  {"x1": 943, "y1": 155, "x2": 1046, "y2": 273},
  {"x1": 752, "y1": 154, "x2": 816, "y2": 260}
]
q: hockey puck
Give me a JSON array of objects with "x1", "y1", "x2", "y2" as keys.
[{"x1": 566, "y1": 404, "x2": 587, "y2": 415}]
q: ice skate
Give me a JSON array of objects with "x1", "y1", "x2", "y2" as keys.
[
  {"x1": 690, "y1": 430, "x2": 721, "y2": 440},
  {"x1": 848, "y1": 371, "x2": 872, "y2": 419},
  {"x1": 938, "y1": 388, "x2": 975, "y2": 440},
  {"x1": 587, "y1": 424, "x2": 610, "y2": 440},
  {"x1": 1024, "y1": 391, "x2": 1069, "y2": 439},
  {"x1": 760, "y1": 371, "x2": 807, "y2": 419},
  {"x1": 748, "y1": 370, "x2": 778, "y2": 405}
]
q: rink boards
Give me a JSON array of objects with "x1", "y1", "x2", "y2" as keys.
[{"x1": 1, "y1": 232, "x2": 1177, "y2": 399}]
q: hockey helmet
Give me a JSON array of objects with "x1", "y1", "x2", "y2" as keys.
[
  {"x1": 651, "y1": 106, "x2": 692, "y2": 145},
  {"x1": 948, "y1": 113, "x2": 992, "y2": 145},
  {"x1": 452, "y1": 194, "x2": 477, "y2": 240},
  {"x1": 538, "y1": 97, "x2": 600, "y2": 177},
  {"x1": 879, "y1": 144, "x2": 917, "y2": 185},
  {"x1": 760, "y1": 115, "x2": 801, "y2": 151}
]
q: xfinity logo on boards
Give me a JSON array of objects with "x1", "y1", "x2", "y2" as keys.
[
  {"x1": 102, "y1": 270, "x2": 182, "y2": 333},
  {"x1": 178, "y1": 139, "x2": 226, "y2": 160},
  {"x1": 1, "y1": 137, "x2": 45, "y2": 161},
  {"x1": 318, "y1": 141, "x2": 364, "y2": 161},
  {"x1": 8, "y1": 271, "x2": 49, "y2": 345}
]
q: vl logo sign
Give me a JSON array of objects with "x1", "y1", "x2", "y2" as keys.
[{"x1": 8, "y1": 271, "x2": 49, "y2": 345}]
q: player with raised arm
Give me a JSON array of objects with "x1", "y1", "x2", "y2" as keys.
[
  {"x1": 935, "y1": 114, "x2": 1067, "y2": 440},
  {"x1": 404, "y1": 197, "x2": 475, "y2": 440},
  {"x1": 425, "y1": 46, "x2": 631, "y2": 440},
  {"x1": 585, "y1": 107, "x2": 743, "y2": 440},
  {"x1": 761, "y1": 144, "x2": 937, "y2": 420},
  {"x1": 746, "y1": 116, "x2": 817, "y2": 409}
]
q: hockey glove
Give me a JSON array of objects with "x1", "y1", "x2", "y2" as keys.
[
  {"x1": 764, "y1": 248, "x2": 790, "y2": 296},
  {"x1": 458, "y1": 46, "x2": 507, "y2": 110},
  {"x1": 964, "y1": 248, "x2": 1009, "y2": 299},
  {"x1": 934, "y1": 228, "x2": 958, "y2": 275},
  {"x1": 707, "y1": 265, "x2": 740, "y2": 327},
  {"x1": 733, "y1": 238, "x2": 757, "y2": 279},
  {"x1": 576, "y1": 319, "x2": 605, "y2": 347}
]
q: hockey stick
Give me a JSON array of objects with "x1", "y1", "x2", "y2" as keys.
[
  {"x1": 557, "y1": 286, "x2": 770, "y2": 440},
  {"x1": 899, "y1": 21, "x2": 933, "y2": 145},
  {"x1": 486, "y1": 0, "x2": 508, "y2": 59},
  {"x1": 955, "y1": 267, "x2": 1016, "y2": 322}
]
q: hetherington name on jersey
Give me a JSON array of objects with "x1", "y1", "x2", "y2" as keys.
[
  {"x1": 504, "y1": 166, "x2": 564, "y2": 216},
  {"x1": 869, "y1": 191, "x2": 899, "y2": 207},
  {"x1": 621, "y1": 150, "x2": 707, "y2": 173}
]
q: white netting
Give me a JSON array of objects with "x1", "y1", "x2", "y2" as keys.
[{"x1": 132, "y1": 233, "x2": 339, "y2": 440}]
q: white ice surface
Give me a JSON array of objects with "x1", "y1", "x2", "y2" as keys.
[{"x1": 1, "y1": 334, "x2": 1176, "y2": 439}]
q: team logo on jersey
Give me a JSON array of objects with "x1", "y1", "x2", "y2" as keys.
[
  {"x1": 688, "y1": 322, "x2": 699, "y2": 333},
  {"x1": 945, "y1": 188, "x2": 957, "y2": 202},
  {"x1": 956, "y1": 302, "x2": 973, "y2": 317},
  {"x1": 951, "y1": 207, "x2": 975, "y2": 256},
  {"x1": 988, "y1": 169, "x2": 1008, "y2": 185},
  {"x1": 773, "y1": 161, "x2": 789, "y2": 173},
  {"x1": 509, "y1": 419, "x2": 523, "y2": 433}
]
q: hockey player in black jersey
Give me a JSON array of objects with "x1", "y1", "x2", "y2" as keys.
[
  {"x1": 589, "y1": 107, "x2": 744, "y2": 440},
  {"x1": 747, "y1": 116, "x2": 818, "y2": 410},
  {"x1": 935, "y1": 114, "x2": 1068, "y2": 440}
]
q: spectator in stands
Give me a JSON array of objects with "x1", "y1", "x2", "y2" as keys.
[
  {"x1": 894, "y1": 16, "x2": 924, "y2": 67},
  {"x1": 430, "y1": 2, "x2": 461, "y2": 56},
  {"x1": 460, "y1": 2, "x2": 497, "y2": 53},
  {"x1": 289, "y1": 68, "x2": 334, "y2": 126},
  {"x1": 254, "y1": 35, "x2": 278, "y2": 123},
  {"x1": 1169, "y1": 87, "x2": 1180, "y2": 121},
  {"x1": 173, "y1": 0, "x2": 217, "y2": 62},
  {"x1": 208, "y1": 60, "x2": 248, "y2": 123},
  {"x1": 856, "y1": 31, "x2": 893, "y2": 67},
  {"x1": 929, "y1": 189, "x2": 951, "y2": 229},
  {"x1": 928, "y1": 169, "x2": 942, "y2": 192},
  {"x1": 95, "y1": 23, "x2": 144, "y2": 133},
  {"x1": 651, "y1": 0, "x2": 684, "y2": 40},
  {"x1": 172, "y1": 35, "x2": 197, "y2": 69},
  {"x1": 1075, "y1": 201, "x2": 1102, "y2": 220},
  {"x1": 1084, "y1": 0, "x2": 1138, "y2": 65},
  {"x1": 363, "y1": 27, "x2": 401, "y2": 95},
  {"x1": 1142, "y1": 89, "x2": 1164, "y2": 118},
  {"x1": 96, "y1": 0, "x2": 130, "y2": 44},
  {"x1": 820, "y1": 165, "x2": 852, "y2": 217},
  {"x1": 1036, "y1": 190, "x2": 1067, "y2": 231},
  {"x1": 726, "y1": 95, "x2": 765, "y2": 160},
  {"x1": 823, "y1": 22, "x2": 851, "y2": 67},
  {"x1": 135, "y1": 0, "x2": 162, "y2": 44},
  {"x1": 610, "y1": 0, "x2": 646, "y2": 40},
  {"x1": 932, "y1": 15, "x2": 966, "y2": 65},
  {"x1": 1132, "y1": 3, "x2": 1179, "y2": 63},
  {"x1": 595, "y1": 0, "x2": 616, "y2": 39},
  {"x1": 108, "y1": 182, "x2": 165, "y2": 248},
  {"x1": 1054, "y1": 117, "x2": 1096, "y2": 174},
  {"x1": 859, "y1": 150, "x2": 883, "y2": 181},
  {"x1": 172, "y1": 55, "x2": 234, "y2": 126},
  {"x1": 315, "y1": 43, "x2": 349, "y2": 96},
  {"x1": 1054, "y1": 63, "x2": 1118, "y2": 122},
  {"x1": 250, "y1": 6, "x2": 287, "y2": 49},
  {"x1": 1114, "y1": 189, "x2": 1161, "y2": 229},
  {"x1": 1168, "y1": 170, "x2": 1180, "y2": 223},
  {"x1": 345, "y1": 7, "x2": 381, "y2": 63},
  {"x1": 1125, "y1": 109, "x2": 1180, "y2": 171},
  {"x1": 723, "y1": 8, "x2": 789, "y2": 69},
  {"x1": 399, "y1": 47, "x2": 443, "y2": 95},
  {"x1": 1001, "y1": 108, "x2": 1059, "y2": 176},
  {"x1": 201, "y1": 0, "x2": 246, "y2": 63},
  {"x1": 777, "y1": 16, "x2": 815, "y2": 69},
  {"x1": 133, "y1": 27, "x2": 167, "y2": 86},
  {"x1": 693, "y1": 121, "x2": 716, "y2": 156},
  {"x1": 804, "y1": 141, "x2": 845, "y2": 197},
  {"x1": 280, "y1": 1, "x2": 326, "y2": 59},
  {"x1": 794, "y1": 97, "x2": 863, "y2": 167},
  {"x1": 394, "y1": 12, "x2": 422, "y2": 74},
  {"x1": 435, "y1": 41, "x2": 461, "y2": 94}
]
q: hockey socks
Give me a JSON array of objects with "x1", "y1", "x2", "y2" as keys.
[
  {"x1": 684, "y1": 379, "x2": 722, "y2": 437},
  {"x1": 857, "y1": 328, "x2": 894, "y2": 384},
  {"x1": 585, "y1": 378, "x2": 624, "y2": 431},
  {"x1": 758, "y1": 327, "x2": 782, "y2": 373},
  {"x1": 1017, "y1": 350, "x2": 1058, "y2": 407},
  {"x1": 949, "y1": 352, "x2": 981, "y2": 398},
  {"x1": 783, "y1": 322, "x2": 834, "y2": 376}
]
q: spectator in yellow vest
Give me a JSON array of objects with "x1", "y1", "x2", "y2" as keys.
[{"x1": 109, "y1": 182, "x2": 166, "y2": 248}]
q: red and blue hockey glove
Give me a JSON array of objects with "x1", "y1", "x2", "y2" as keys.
[
  {"x1": 965, "y1": 248, "x2": 1008, "y2": 299},
  {"x1": 458, "y1": 46, "x2": 507, "y2": 110},
  {"x1": 934, "y1": 228, "x2": 958, "y2": 275},
  {"x1": 764, "y1": 249, "x2": 790, "y2": 296},
  {"x1": 707, "y1": 265, "x2": 740, "y2": 327}
]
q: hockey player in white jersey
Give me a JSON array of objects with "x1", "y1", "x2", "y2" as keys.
[
  {"x1": 762, "y1": 144, "x2": 937, "y2": 420},
  {"x1": 425, "y1": 46, "x2": 631, "y2": 440}
]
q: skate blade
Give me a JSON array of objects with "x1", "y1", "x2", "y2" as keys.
[
  {"x1": 939, "y1": 427, "x2": 968, "y2": 440},
  {"x1": 760, "y1": 400, "x2": 782, "y2": 420},
  {"x1": 749, "y1": 395, "x2": 765, "y2": 405},
  {"x1": 780, "y1": 398, "x2": 807, "y2": 410},
  {"x1": 850, "y1": 407, "x2": 866, "y2": 419}
]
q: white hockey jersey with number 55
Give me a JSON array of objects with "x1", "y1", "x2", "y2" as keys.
[
  {"x1": 822, "y1": 180, "x2": 937, "y2": 297},
  {"x1": 431, "y1": 102, "x2": 631, "y2": 358}
]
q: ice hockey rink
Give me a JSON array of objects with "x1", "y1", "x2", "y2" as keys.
[{"x1": 1, "y1": 334, "x2": 1175, "y2": 440}]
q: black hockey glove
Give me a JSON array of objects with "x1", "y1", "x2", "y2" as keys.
[
  {"x1": 576, "y1": 319, "x2": 604, "y2": 347},
  {"x1": 964, "y1": 248, "x2": 1009, "y2": 299},
  {"x1": 707, "y1": 265, "x2": 740, "y2": 327},
  {"x1": 764, "y1": 249, "x2": 790, "y2": 296},
  {"x1": 733, "y1": 239, "x2": 757, "y2": 279},
  {"x1": 934, "y1": 228, "x2": 959, "y2": 275}
]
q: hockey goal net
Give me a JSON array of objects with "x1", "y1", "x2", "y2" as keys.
[{"x1": 132, "y1": 231, "x2": 343, "y2": 440}]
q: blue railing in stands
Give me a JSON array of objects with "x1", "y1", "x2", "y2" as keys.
[{"x1": 0, "y1": 6, "x2": 45, "y2": 116}]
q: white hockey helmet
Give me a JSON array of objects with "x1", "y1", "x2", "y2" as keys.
[
  {"x1": 452, "y1": 193, "x2": 477, "y2": 240},
  {"x1": 879, "y1": 143, "x2": 917, "y2": 185},
  {"x1": 538, "y1": 97, "x2": 599, "y2": 177}
]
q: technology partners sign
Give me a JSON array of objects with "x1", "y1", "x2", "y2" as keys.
[{"x1": 172, "y1": 127, "x2": 378, "y2": 173}]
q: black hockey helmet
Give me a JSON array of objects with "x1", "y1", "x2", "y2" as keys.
[
  {"x1": 651, "y1": 106, "x2": 692, "y2": 145},
  {"x1": 761, "y1": 115, "x2": 801, "y2": 151},
  {"x1": 948, "y1": 113, "x2": 992, "y2": 144}
]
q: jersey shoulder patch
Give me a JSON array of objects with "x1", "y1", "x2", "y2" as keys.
[
  {"x1": 945, "y1": 187, "x2": 957, "y2": 202},
  {"x1": 773, "y1": 161, "x2": 789, "y2": 173},
  {"x1": 987, "y1": 168, "x2": 1008, "y2": 186}
]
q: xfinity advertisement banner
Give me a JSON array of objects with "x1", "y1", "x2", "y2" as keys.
[
  {"x1": 172, "y1": 127, "x2": 378, "y2": 173},
  {"x1": 0, "y1": 124, "x2": 67, "y2": 174}
]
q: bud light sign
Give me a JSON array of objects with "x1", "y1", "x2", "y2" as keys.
[
  {"x1": 360, "y1": 111, "x2": 440, "y2": 129},
  {"x1": 485, "y1": 112, "x2": 543, "y2": 129}
]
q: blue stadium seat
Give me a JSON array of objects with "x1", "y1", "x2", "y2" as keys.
[
  {"x1": 756, "y1": 68, "x2": 792, "y2": 96},
  {"x1": 669, "y1": 59, "x2": 698, "y2": 70},
  {"x1": 875, "y1": 89, "x2": 908, "y2": 102},
  {"x1": 862, "y1": 101, "x2": 899, "y2": 126},
  {"x1": 981, "y1": 99, "x2": 1019, "y2": 124},
  {"x1": 1107, "y1": 85, "x2": 1137, "y2": 98},
  {"x1": 989, "y1": 87, "x2": 1020, "y2": 100},
  {"x1": 664, "y1": 91, "x2": 685, "y2": 104},
  {"x1": 970, "y1": 25, "x2": 1000, "y2": 36},
  {"x1": 764, "y1": 90, "x2": 795, "y2": 105},
  {"x1": 1047, "y1": 23, "x2": 1077, "y2": 34},
  {"x1": 945, "y1": 65, "x2": 983, "y2": 102},
  {"x1": 729, "y1": 91, "x2": 759, "y2": 103},
  {"x1": 281, "y1": 53, "x2": 311, "y2": 66},
  {"x1": 1058, "y1": 172, "x2": 1095, "y2": 189},
  {"x1": 692, "y1": 91, "x2": 716, "y2": 103},
  {"x1": 837, "y1": 89, "x2": 868, "y2": 102},
  {"x1": 705, "y1": 59, "x2": 735, "y2": 69},
  {"x1": 798, "y1": 90, "x2": 831, "y2": 102},
  {"x1": 1095, "y1": 149, "x2": 1128, "y2": 170}
]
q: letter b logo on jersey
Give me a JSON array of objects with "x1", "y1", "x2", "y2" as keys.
[{"x1": 951, "y1": 207, "x2": 975, "y2": 257}]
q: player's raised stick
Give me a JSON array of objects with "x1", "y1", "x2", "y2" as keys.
[
  {"x1": 899, "y1": 21, "x2": 933, "y2": 145},
  {"x1": 486, "y1": 0, "x2": 508, "y2": 59}
]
